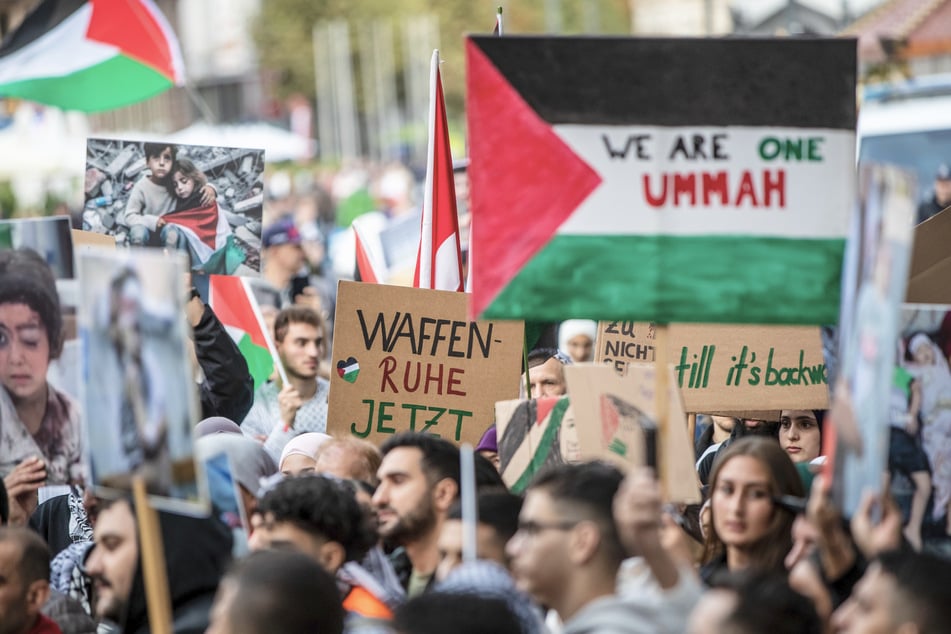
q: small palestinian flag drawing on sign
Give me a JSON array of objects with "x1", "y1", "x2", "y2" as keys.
[
  {"x1": 496, "y1": 397, "x2": 572, "y2": 494},
  {"x1": 337, "y1": 357, "x2": 360, "y2": 383}
]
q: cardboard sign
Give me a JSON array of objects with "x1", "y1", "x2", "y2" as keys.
[
  {"x1": 467, "y1": 37, "x2": 856, "y2": 324},
  {"x1": 565, "y1": 364, "x2": 700, "y2": 504},
  {"x1": 328, "y1": 281, "x2": 523, "y2": 445},
  {"x1": 496, "y1": 397, "x2": 579, "y2": 494},
  {"x1": 906, "y1": 204, "x2": 951, "y2": 304},
  {"x1": 71, "y1": 228, "x2": 116, "y2": 251},
  {"x1": 596, "y1": 321, "x2": 829, "y2": 413}
]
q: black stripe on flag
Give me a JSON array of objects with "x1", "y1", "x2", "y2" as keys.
[
  {"x1": 0, "y1": 0, "x2": 87, "y2": 59},
  {"x1": 469, "y1": 36, "x2": 856, "y2": 130}
]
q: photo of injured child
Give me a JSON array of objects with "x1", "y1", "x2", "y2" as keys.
[
  {"x1": 78, "y1": 249, "x2": 202, "y2": 508},
  {"x1": 84, "y1": 138, "x2": 265, "y2": 275}
]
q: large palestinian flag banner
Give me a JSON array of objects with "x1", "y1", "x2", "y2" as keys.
[
  {"x1": 0, "y1": 0, "x2": 185, "y2": 112},
  {"x1": 467, "y1": 37, "x2": 856, "y2": 325}
]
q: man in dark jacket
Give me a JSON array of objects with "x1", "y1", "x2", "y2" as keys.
[
  {"x1": 85, "y1": 498, "x2": 232, "y2": 633},
  {"x1": 186, "y1": 289, "x2": 254, "y2": 423}
]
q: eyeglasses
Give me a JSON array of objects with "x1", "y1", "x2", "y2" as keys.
[{"x1": 515, "y1": 519, "x2": 578, "y2": 537}]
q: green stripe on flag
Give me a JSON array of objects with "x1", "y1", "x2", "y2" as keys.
[
  {"x1": 483, "y1": 234, "x2": 844, "y2": 325},
  {"x1": 238, "y1": 333, "x2": 274, "y2": 390},
  {"x1": 510, "y1": 398, "x2": 571, "y2": 494},
  {"x1": 0, "y1": 55, "x2": 173, "y2": 113}
]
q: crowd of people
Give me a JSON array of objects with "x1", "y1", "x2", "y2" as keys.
[{"x1": 1, "y1": 157, "x2": 951, "y2": 634}]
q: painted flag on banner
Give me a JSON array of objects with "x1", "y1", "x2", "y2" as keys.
[
  {"x1": 207, "y1": 275, "x2": 277, "y2": 390},
  {"x1": 164, "y1": 202, "x2": 245, "y2": 274},
  {"x1": 0, "y1": 0, "x2": 185, "y2": 112},
  {"x1": 414, "y1": 50, "x2": 464, "y2": 293},
  {"x1": 466, "y1": 37, "x2": 856, "y2": 325},
  {"x1": 497, "y1": 396, "x2": 571, "y2": 494}
]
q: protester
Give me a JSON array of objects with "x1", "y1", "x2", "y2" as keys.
[
  {"x1": 85, "y1": 497, "x2": 232, "y2": 633},
  {"x1": 373, "y1": 433, "x2": 460, "y2": 596},
  {"x1": 435, "y1": 489, "x2": 522, "y2": 581},
  {"x1": 195, "y1": 416, "x2": 243, "y2": 437},
  {"x1": 521, "y1": 348, "x2": 572, "y2": 399},
  {"x1": 278, "y1": 432, "x2": 331, "y2": 476},
  {"x1": 694, "y1": 416, "x2": 738, "y2": 460},
  {"x1": 314, "y1": 436, "x2": 382, "y2": 485},
  {"x1": 916, "y1": 162, "x2": 951, "y2": 223},
  {"x1": 687, "y1": 571, "x2": 821, "y2": 634},
  {"x1": 695, "y1": 418, "x2": 780, "y2": 486},
  {"x1": 558, "y1": 319, "x2": 597, "y2": 363},
  {"x1": 474, "y1": 426, "x2": 500, "y2": 470},
  {"x1": 0, "y1": 527, "x2": 62, "y2": 634},
  {"x1": 832, "y1": 550, "x2": 951, "y2": 634},
  {"x1": 0, "y1": 248, "x2": 83, "y2": 486},
  {"x1": 207, "y1": 549, "x2": 344, "y2": 634},
  {"x1": 508, "y1": 461, "x2": 697, "y2": 633},
  {"x1": 776, "y1": 410, "x2": 824, "y2": 464},
  {"x1": 700, "y1": 437, "x2": 804, "y2": 583},
  {"x1": 241, "y1": 306, "x2": 329, "y2": 461},
  {"x1": 186, "y1": 288, "x2": 254, "y2": 424},
  {"x1": 251, "y1": 218, "x2": 314, "y2": 309}
]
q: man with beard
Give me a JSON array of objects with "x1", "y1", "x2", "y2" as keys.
[
  {"x1": 372, "y1": 433, "x2": 460, "y2": 597},
  {"x1": 85, "y1": 498, "x2": 231, "y2": 633},
  {"x1": 0, "y1": 528, "x2": 60, "y2": 634},
  {"x1": 241, "y1": 306, "x2": 329, "y2": 461}
]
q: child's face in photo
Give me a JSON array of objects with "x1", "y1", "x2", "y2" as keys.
[
  {"x1": 173, "y1": 171, "x2": 196, "y2": 199},
  {"x1": 147, "y1": 147, "x2": 174, "y2": 182}
]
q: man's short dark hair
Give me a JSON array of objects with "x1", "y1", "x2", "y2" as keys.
[
  {"x1": 528, "y1": 462, "x2": 625, "y2": 564},
  {"x1": 226, "y1": 549, "x2": 344, "y2": 634},
  {"x1": 380, "y1": 432, "x2": 461, "y2": 488},
  {"x1": 258, "y1": 476, "x2": 376, "y2": 563},
  {"x1": 877, "y1": 550, "x2": 951, "y2": 634},
  {"x1": 142, "y1": 142, "x2": 175, "y2": 160},
  {"x1": 710, "y1": 571, "x2": 820, "y2": 634},
  {"x1": 394, "y1": 592, "x2": 522, "y2": 634},
  {"x1": 0, "y1": 248, "x2": 63, "y2": 358},
  {"x1": 0, "y1": 527, "x2": 51, "y2": 584},
  {"x1": 448, "y1": 489, "x2": 522, "y2": 545},
  {"x1": 274, "y1": 306, "x2": 324, "y2": 344}
]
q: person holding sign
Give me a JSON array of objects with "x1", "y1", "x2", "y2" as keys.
[
  {"x1": 241, "y1": 306, "x2": 329, "y2": 462},
  {"x1": 0, "y1": 249, "x2": 83, "y2": 487}
]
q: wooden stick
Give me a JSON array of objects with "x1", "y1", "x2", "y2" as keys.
[
  {"x1": 653, "y1": 324, "x2": 670, "y2": 497},
  {"x1": 687, "y1": 413, "x2": 697, "y2": 450},
  {"x1": 132, "y1": 478, "x2": 173, "y2": 634}
]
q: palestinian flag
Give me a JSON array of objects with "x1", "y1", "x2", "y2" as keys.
[
  {"x1": 207, "y1": 275, "x2": 277, "y2": 390},
  {"x1": 497, "y1": 396, "x2": 571, "y2": 494},
  {"x1": 164, "y1": 202, "x2": 246, "y2": 275},
  {"x1": 466, "y1": 37, "x2": 856, "y2": 325},
  {"x1": 0, "y1": 0, "x2": 185, "y2": 112}
]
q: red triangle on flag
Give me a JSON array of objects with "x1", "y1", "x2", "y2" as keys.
[
  {"x1": 534, "y1": 397, "x2": 558, "y2": 426},
  {"x1": 87, "y1": 0, "x2": 179, "y2": 81},
  {"x1": 466, "y1": 40, "x2": 602, "y2": 318}
]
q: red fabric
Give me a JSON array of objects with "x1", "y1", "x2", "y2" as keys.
[
  {"x1": 164, "y1": 202, "x2": 220, "y2": 250},
  {"x1": 414, "y1": 56, "x2": 464, "y2": 292},
  {"x1": 28, "y1": 614, "x2": 62, "y2": 634},
  {"x1": 208, "y1": 275, "x2": 268, "y2": 350},
  {"x1": 343, "y1": 585, "x2": 393, "y2": 620},
  {"x1": 354, "y1": 229, "x2": 380, "y2": 284},
  {"x1": 465, "y1": 39, "x2": 602, "y2": 317},
  {"x1": 87, "y1": 0, "x2": 180, "y2": 81}
]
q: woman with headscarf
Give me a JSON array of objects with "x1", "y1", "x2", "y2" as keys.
[{"x1": 279, "y1": 432, "x2": 332, "y2": 476}]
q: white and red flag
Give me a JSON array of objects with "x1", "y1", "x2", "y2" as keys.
[{"x1": 413, "y1": 49, "x2": 464, "y2": 292}]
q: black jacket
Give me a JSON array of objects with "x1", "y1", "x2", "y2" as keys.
[
  {"x1": 123, "y1": 508, "x2": 233, "y2": 634},
  {"x1": 193, "y1": 303, "x2": 254, "y2": 423}
]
